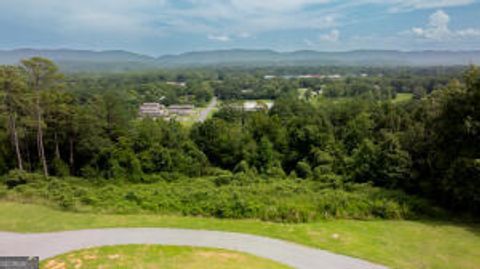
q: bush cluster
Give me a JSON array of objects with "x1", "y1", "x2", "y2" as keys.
[{"x1": 3, "y1": 172, "x2": 440, "y2": 223}]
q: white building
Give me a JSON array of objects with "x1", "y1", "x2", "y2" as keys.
[
  {"x1": 139, "y1": 103, "x2": 168, "y2": 118},
  {"x1": 243, "y1": 101, "x2": 274, "y2": 112},
  {"x1": 168, "y1": 105, "x2": 195, "y2": 116},
  {"x1": 166, "y1": 81, "x2": 187, "y2": 87}
]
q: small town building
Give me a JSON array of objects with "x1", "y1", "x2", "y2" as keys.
[
  {"x1": 243, "y1": 101, "x2": 274, "y2": 112},
  {"x1": 166, "y1": 81, "x2": 187, "y2": 87},
  {"x1": 168, "y1": 105, "x2": 195, "y2": 116},
  {"x1": 139, "y1": 103, "x2": 168, "y2": 118}
]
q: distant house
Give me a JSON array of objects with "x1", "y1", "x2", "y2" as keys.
[
  {"x1": 243, "y1": 101, "x2": 274, "y2": 112},
  {"x1": 298, "y1": 74, "x2": 320, "y2": 79},
  {"x1": 166, "y1": 81, "x2": 187, "y2": 87},
  {"x1": 327, "y1": 74, "x2": 342, "y2": 79},
  {"x1": 243, "y1": 101, "x2": 259, "y2": 111},
  {"x1": 168, "y1": 104, "x2": 195, "y2": 116},
  {"x1": 139, "y1": 103, "x2": 168, "y2": 118}
]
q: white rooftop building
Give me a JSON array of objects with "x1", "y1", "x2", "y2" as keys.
[
  {"x1": 139, "y1": 103, "x2": 168, "y2": 118},
  {"x1": 243, "y1": 101, "x2": 274, "y2": 112}
]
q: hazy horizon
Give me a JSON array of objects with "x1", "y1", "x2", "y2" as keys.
[{"x1": 3, "y1": 47, "x2": 480, "y2": 58}]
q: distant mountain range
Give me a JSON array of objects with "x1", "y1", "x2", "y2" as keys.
[{"x1": 1, "y1": 48, "x2": 480, "y2": 72}]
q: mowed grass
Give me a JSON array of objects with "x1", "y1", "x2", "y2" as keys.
[
  {"x1": 1, "y1": 202, "x2": 479, "y2": 269},
  {"x1": 310, "y1": 93, "x2": 414, "y2": 106},
  {"x1": 393, "y1": 93, "x2": 414, "y2": 103},
  {"x1": 41, "y1": 245, "x2": 290, "y2": 269}
]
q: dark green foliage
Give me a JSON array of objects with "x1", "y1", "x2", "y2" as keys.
[
  {"x1": 51, "y1": 157, "x2": 70, "y2": 177},
  {"x1": 5, "y1": 173, "x2": 440, "y2": 222},
  {"x1": 90, "y1": 120, "x2": 209, "y2": 180},
  {"x1": 190, "y1": 67, "x2": 480, "y2": 216},
  {"x1": 295, "y1": 161, "x2": 312, "y2": 179},
  {"x1": 2, "y1": 170, "x2": 45, "y2": 188}
]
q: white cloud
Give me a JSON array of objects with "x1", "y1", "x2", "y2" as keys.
[
  {"x1": 304, "y1": 39, "x2": 315, "y2": 47},
  {"x1": 229, "y1": 0, "x2": 331, "y2": 12},
  {"x1": 376, "y1": 0, "x2": 475, "y2": 12},
  {"x1": 170, "y1": 0, "x2": 338, "y2": 35},
  {"x1": 457, "y1": 28, "x2": 480, "y2": 37},
  {"x1": 237, "y1": 32, "x2": 252, "y2": 38},
  {"x1": 34, "y1": 0, "x2": 332, "y2": 42},
  {"x1": 303, "y1": 29, "x2": 340, "y2": 47},
  {"x1": 411, "y1": 10, "x2": 480, "y2": 40},
  {"x1": 208, "y1": 34, "x2": 231, "y2": 42},
  {"x1": 0, "y1": 0, "x2": 478, "y2": 53},
  {"x1": 320, "y1": 29, "x2": 340, "y2": 42},
  {"x1": 409, "y1": 0, "x2": 474, "y2": 9},
  {"x1": 411, "y1": 10, "x2": 451, "y2": 40},
  {"x1": 0, "y1": 0, "x2": 166, "y2": 37}
]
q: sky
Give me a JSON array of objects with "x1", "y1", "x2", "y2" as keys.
[{"x1": 1, "y1": 0, "x2": 480, "y2": 56}]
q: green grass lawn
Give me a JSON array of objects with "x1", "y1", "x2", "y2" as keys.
[
  {"x1": 1, "y1": 203, "x2": 479, "y2": 269},
  {"x1": 310, "y1": 93, "x2": 414, "y2": 106},
  {"x1": 297, "y1": 88, "x2": 309, "y2": 99},
  {"x1": 41, "y1": 245, "x2": 290, "y2": 269},
  {"x1": 393, "y1": 93, "x2": 414, "y2": 103}
]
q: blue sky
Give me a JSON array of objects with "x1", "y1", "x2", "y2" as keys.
[{"x1": 1, "y1": 0, "x2": 480, "y2": 56}]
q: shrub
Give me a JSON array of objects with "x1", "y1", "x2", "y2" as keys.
[
  {"x1": 2, "y1": 172, "x2": 442, "y2": 223},
  {"x1": 205, "y1": 167, "x2": 233, "y2": 176},
  {"x1": 51, "y1": 157, "x2": 70, "y2": 177},
  {"x1": 265, "y1": 166, "x2": 287, "y2": 178},
  {"x1": 3, "y1": 170, "x2": 45, "y2": 188},
  {"x1": 213, "y1": 175, "x2": 233, "y2": 186},
  {"x1": 295, "y1": 161, "x2": 312, "y2": 179}
]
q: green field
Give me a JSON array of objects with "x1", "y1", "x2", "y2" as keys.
[
  {"x1": 393, "y1": 93, "x2": 414, "y2": 103},
  {"x1": 41, "y1": 245, "x2": 289, "y2": 269},
  {"x1": 297, "y1": 88, "x2": 309, "y2": 99},
  {"x1": 1, "y1": 202, "x2": 479, "y2": 269},
  {"x1": 310, "y1": 93, "x2": 414, "y2": 106}
]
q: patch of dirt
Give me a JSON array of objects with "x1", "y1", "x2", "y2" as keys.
[
  {"x1": 331, "y1": 233, "x2": 340, "y2": 239},
  {"x1": 196, "y1": 251, "x2": 242, "y2": 261},
  {"x1": 108, "y1": 254, "x2": 121, "y2": 260},
  {"x1": 83, "y1": 254, "x2": 97, "y2": 260},
  {"x1": 44, "y1": 260, "x2": 66, "y2": 269},
  {"x1": 73, "y1": 258, "x2": 83, "y2": 269}
]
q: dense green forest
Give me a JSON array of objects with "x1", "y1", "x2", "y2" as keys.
[{"x1": 0, "y1": 58, "x2": 478, "y2": 221}]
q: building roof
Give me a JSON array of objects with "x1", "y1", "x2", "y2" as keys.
[{"x1": 168, "y1": 105, "x2": 195, "y2": 109}]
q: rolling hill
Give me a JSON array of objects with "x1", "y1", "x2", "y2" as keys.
[{"x1": 1, "y1": 48, "x2": 479, "y2": 72}]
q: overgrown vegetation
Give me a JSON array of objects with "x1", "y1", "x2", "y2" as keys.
[{"x1": 2, "y1": 171, "x2": 439, "y2": 222}]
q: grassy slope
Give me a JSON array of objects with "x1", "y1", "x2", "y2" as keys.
[
  {"x1": 41, "y1": 245, "x2": 290, "y2": 269},
  {"x1": 1, "y1": 202, "x2": 479, "y2": 269}
]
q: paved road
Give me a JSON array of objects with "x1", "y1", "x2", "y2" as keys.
[
  {"x1": 198, "y1": 97, "x2": 217, "y2": 122},
  {"x1": 0, "y1": 228, "x2": 387, "y2": 269}
]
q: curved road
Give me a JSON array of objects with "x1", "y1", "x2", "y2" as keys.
[
  {"x1": 198, "y1": 97, "x2": 217, "y2": 122},
  {"x1": 0, "y1": 228, "x2": 386, "y2": 269}
]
